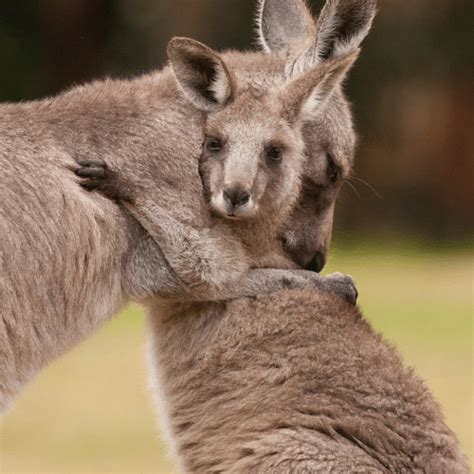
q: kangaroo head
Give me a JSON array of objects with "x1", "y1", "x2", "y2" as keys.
[
  {"x1": 200, "y1": 91, "x2": 305, "y2": 220},
  {"x1": 168, "y1": 37, "x2": 357, "y2": 225},
  {"x1": 257, "y1": 0, "x2": 377, "y2": 271}
]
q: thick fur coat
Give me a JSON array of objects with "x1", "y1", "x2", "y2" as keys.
[
  {"x1": 148, "y1": 291, "x2": 469, "y2": 473},
  {"x1": 0, "y1": 0, "x2": 363, "y2": 410}
]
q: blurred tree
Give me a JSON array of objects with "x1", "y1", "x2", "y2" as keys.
[{"x1": 37, "y1": 0, "x2": 114, "y2": 89}]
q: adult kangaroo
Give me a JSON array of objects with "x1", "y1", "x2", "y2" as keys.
[
  {"x1": 83, "y1": 1, "x2": 467, "y2": 472},
  {"x1": 147, "y1": 291, "x2": 468, "y2": 473},
  {"x1": 82, "y1": 3, "x2": 466, "y2": 471},
  {"x1": 0, "y1": 0, "x2": 374, "y2": 411}
]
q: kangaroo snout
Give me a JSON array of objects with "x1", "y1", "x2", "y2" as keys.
[
  {"x1": 223, "y1": 186, "x2": 250, "y2": 208},
  {"x1": 304, "y1": 251, "x2": 326, "y2": 273},
  {"x1": 221, "y1": 185, "x2": 252, "y2": 216}
]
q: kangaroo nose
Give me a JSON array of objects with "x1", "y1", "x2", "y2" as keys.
[
  {"x1": 223, "y1": 187, "x2": 250, "y2": 208},
  {"x1": 305, "y1": 252, "x2": 326, "y2": 273}
]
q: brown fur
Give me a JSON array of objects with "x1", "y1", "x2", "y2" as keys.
[
  {"x1": 142, "y1": 1, "x2": 465, "y2": 471},
  {"x1": 79, "y1": 41, "x2": 359, "y2": 300},
  {"x1": 0, "y1": 16, "x2": 357, "y2": 412},
  {"x1": 0, "y1": 0, "x2": 364, "y2": 414},
  {"x1": 148, "y1": 291, "x2": 469, "y2": 473}
]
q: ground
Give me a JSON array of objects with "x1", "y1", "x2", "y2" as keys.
[{"x1": 1, "y1": 244, "x2": 472, "y2": 473}]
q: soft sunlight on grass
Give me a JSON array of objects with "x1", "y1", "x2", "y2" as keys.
[
  {"x1": 1, "y1": 306, "x2": 175, "y2": 473},
  {"x1": 1, "y1": 246, "x2": 472, "y2": 472}
]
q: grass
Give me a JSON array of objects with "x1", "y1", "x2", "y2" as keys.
[{"x1": 1, "y1": 244, "x2": 472, "y2": 473}]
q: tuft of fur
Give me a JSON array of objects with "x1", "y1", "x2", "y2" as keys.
[{"x1": 148, "y1": 291, "x2": 469, "y2": 473}]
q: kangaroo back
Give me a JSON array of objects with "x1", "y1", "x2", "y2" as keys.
[
  {"x1": 148, "y1": 291, "x2": 468, "y2": 473},
  {"x1": 0, "y1": 102, "x2": 132, "y2": 410}
]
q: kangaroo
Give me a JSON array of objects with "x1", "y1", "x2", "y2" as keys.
[
  {"x1": 79, "y1": 2, "x2": 466, "y2": 471},
  {"x1": 0, "y1": 0, "x2": 375, "y2": 411},
  {"x1": 81, "y1": 2, "x2": 442, "y2": 472},
  {"x1": 140, "y1": 2, "x2": 465, "y2": 471},
  {"x1": 146, "y1": 290, "x2": 469, "y2": 473},
  {"x1": 76, "y1": 39, "x2": 358, "y2": 304}
]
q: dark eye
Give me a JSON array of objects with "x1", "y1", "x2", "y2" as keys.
[
  {"x1": 267, "y1": 146, "x2": 283, "y2": 164},
  {"x1": 205, "y1": 137, "x2": 223, "y2": 153},
  {"x1": 326, "y1": 153, "x2": 341, "y2": 183}
]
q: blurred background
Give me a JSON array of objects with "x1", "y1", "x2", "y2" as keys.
[{"x1": 0, "y1": 0, "x2": 472, "y2": 472}]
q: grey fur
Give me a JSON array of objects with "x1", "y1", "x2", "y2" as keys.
[
  {"x1": 257, "y1": 0, "x2": 316, "y2": 54},
  {"x1": 258, "y1": 0, "x2": 377, "y2": 77},
  {"x1": 148, "y1": 291, "x2": 469, "y2": 473},
  {"x1": 168, "y1": 37, "x2": 235, "y2": 112},
  {"x1": 143, "y1": 1, "x2": 466, "y2": 471},
  {"x1": 0, "y1": 3, "x2": 358, "y2": 410},
  {"x1": 79, "y1": 40, "x2": 359, "y2": 304}
]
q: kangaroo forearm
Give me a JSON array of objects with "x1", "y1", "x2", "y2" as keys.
[
  {"x1": 124, "y1": 235, "x2": 252, "y2": 303},
  {"x1": 123, "y1": 198, "x2": 248, "y2": 289},
  {"x1": 124, "y1": 199, "x2": 207, "y2": 281},
  {"x1": 123, "y1": 235, "x2": 244, "y2": 302},
  {"x1": 125, "y1": 235, "x2": 357, "y2": 304},
  {"x1": 124, "y1": 240, "x2": 313, "y2": 303},
  {"x1": 169, "y1": 269, "x2": 330, "y2": 303}
]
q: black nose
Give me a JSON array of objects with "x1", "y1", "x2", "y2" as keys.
[
  {"x1": 223, "y1": 187, "x2": 250, "y2": 208},
  {"x1": 305, "y1": 252, "x2": 326, "y2": 273}
]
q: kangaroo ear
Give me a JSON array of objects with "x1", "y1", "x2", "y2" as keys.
[
  {"x1": 168, "y1": 37, "x2": 234, "y2": 112},
  {"x1": 316, "y1": 0, "x2": 377, "y2": 60},
  {"x1": 282, "y1": 50, "x2": 359, "y2": 124},
  {"x1": 288, "y1": 0, "x2": 376, "y2": 76},
  {"x1": 257, "y1": 0, "x2": 316, "y2": 54}
]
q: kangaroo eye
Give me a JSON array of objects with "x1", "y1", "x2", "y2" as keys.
[
  {"x1": 205, "y1": 137, "x2": 223, "y2": 153},
  {"x1": 326, "y1": 153, "x2": 341, "y2": 183},
  {"x1": 267, "y1": 146, "x2": 283, "y2": 164}
]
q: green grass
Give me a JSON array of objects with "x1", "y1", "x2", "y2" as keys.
[{"x1": 1, "y1": 246, "x2": 472, "y2": 473}]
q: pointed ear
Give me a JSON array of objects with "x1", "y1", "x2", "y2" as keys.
[
  {"x1": 316, "y1": 0, "x2": 377, "y2": 60},
  {"x1": 167, "y1": 37, "x2": 234, "y2": 112},
  {"x1": 288, "y1": 0, "x2": 377, "y2": 76},
  {"x1": 257, "y1": 0, "x2": 316, "y2": 54},
  {"x1": 281, "y1": 50, "x2": 359, "y2": 124}
]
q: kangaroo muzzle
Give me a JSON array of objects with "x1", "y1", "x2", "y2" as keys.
[{"x1": 222, "y1": 185, "x2": 253, "y2": 217}]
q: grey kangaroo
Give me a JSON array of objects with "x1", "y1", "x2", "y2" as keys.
[
  {"x1": 77, "y1": 39, "x2": 358, "y2": 303},
  {"x1": 145, "y1": 290, "x2": 468, "y2": 473},
  {"x1": 83, "y1": 1, "x2": 467, "y2": 472},
  {"x1": 0, "y1": 0, "x2": 368, "y2": 410}
]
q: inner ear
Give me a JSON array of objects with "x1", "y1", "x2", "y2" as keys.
[
  {"x1": 287, "y1": 0, "x2": 376, "y2": 77},
  {"x1": 315, "y1": 0, "x2": 377, "y2": 61},
  {"x1": 258, "y1": 0, "x2": 316, "y2": 54},
  {"x1": 168, "y1": 37, "x2": 234, "y2": 112},
  {"x1": 187, "y1": 56, "x2": 221, "y2": 103},
  {"x1": 282, "y1": 51, "x2": 359, "y2": 124}
]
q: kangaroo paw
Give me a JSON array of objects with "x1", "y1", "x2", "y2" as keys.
[
  {"x1": 75, "y1": 159, "x2": 134, "y2": 203},
  {"x1": 321, "y1": 272, "x2": 358, "y2": 305}
]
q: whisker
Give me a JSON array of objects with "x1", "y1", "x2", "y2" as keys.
[
  {"x1": 344, "y1": 179, "x2": 361, "y2": 199},
  {"x1": 350, "y1": 175, "x2": 383, "y2": 199}
]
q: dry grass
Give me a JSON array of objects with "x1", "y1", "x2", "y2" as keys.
[{"x1": 1, "y1": 247, "x2": 472, "y2": 472}]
